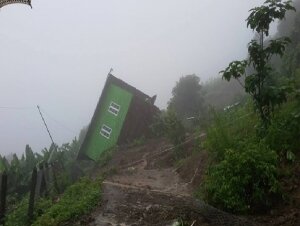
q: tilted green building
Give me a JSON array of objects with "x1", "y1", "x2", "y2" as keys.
[{"x1": 78, "y1": 74, "x2": 159, "y2": 161}]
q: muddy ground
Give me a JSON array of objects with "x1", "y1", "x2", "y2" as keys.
[
  {"x1": 75, "y1": 137, "x2": 210, "y2": 226},
  {"x1": 73, "y1": 137, "x2": 300, "y2": 226}
]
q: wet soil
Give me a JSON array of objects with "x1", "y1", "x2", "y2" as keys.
[
  {"x1": 75, "y1": 137, "x2": 300, "y2": 226},
  {"x1": 85, "y1": 138, "x2": 210, "y2": 225}
]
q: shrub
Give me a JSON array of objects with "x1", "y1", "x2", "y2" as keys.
[
  {"x1": 32, "y1": 177, "x2": 102, "y2": 226},
  {"x1": 204, "y1": 109, "x2": 234, "y2": 160},
  {"x1": 152, "y1": 110, "x2": 185, "y2": 146},
  {"x1": 204, "y1": 102, "x2": 258, "y2": 160},
  {"x1": 5, "y1": 196, "x2": 52, "y2": 226},
  {"x1": 200, "y1": 142, "x2": 281, "y2": 213},
  {"x1": 265, "y1": 101, "x2": 300, "y2": 158}
]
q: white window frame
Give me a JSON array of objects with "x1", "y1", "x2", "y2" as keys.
[
  {"x1": 100, "y1": 124, "x2": 112, "y2": 139},
  {"x1": 108, "y1": 101, "x2": 121, "y2": 116}
]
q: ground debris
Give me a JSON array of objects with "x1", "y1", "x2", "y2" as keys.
[{"x1": 74, "y1": 138, "x2": 269, "y2": 226}]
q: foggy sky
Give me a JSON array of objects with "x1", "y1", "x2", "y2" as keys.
[{"x1": 1, "y1": 0, "x2": 268, "y2": 155}]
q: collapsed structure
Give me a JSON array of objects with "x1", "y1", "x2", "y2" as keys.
[{"x1": 78, "y1": 74, "x2": 159, "y2": 161}]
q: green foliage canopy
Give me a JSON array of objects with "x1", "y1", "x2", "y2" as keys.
[
  {"x1": 201, "y1": 142, "x2": 280, "y2": 213},
  {"x1": 152, "y1": 109, "x2": 185, "y2": 146},
  {"x1": 221, "y1": 0, "x2": 296, "y2": 126},
  {"x1": 169, "y1": 74, "x2": 205, "y2": 124}
]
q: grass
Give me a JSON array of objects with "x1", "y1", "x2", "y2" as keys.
[
  {"x1": 32, "y1": 177, "x2": 102, "y2": 226},
  {"x1": 96, "y1": 146, "x2": 116, "y2": 167},
  {"x1": 5, "y1": 196, "x2": 52, "y2": 226},
  {"x1": 204, "y1": 101, "x2": 258, "y2": 161},
  {"x1": 199, "y1": 97, "x2": 300, "y2": 213},
  {"x1": 4, "y1": 177, "x2": 102, "y2": 226}
]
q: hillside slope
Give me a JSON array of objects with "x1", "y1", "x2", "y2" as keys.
[{"x1": 72, "y1": 137, "x2": 264, "y2": 226}]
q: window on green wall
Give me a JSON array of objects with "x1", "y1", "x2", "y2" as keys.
[
  {"x1": 100, "y1": 124, "x2": 112, "y2": 139},
  {"x1": 108, "y1": 101, "x2": 121, "y2": 116}
]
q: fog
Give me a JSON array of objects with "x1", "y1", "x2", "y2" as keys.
[{"x1": 0, "y1": 0, "x2": 268, "y2": 155}]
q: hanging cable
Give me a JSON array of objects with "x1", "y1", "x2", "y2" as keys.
[
  {"x1": 38, "y1": 107, "x2": 77, "y2": 134},
  {"x1": 37, "y1": 105, "x2": 56, "y2": 163},
  {"x1": 0, "y1": 106, "x2": 34, "y2": 110}
]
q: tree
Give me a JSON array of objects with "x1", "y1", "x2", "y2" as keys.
[
  {"x1": 0, "y1": 155, "x2": 6, "y2": 172},
  {"x1": 221, "y1": 0, "x2": 296, "y2": 127},
  {"x1": 169, "y1": 74, "x2": 205, "y2": 126},
  {"x1": 24, "y1": 144, "x2": 36, "y2": 171}
]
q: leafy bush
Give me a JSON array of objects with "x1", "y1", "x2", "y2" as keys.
[
  {"x1": 204, "y1": 102, "x2": 258, "y2": 160},
  {"x1": 152, "y1": 109, "x2": 185, "y2": 146},
  {"x1": 5, "y1": 178, "x2": 101, "y2": 226},
  {"x1": 5, "y1": 196, "x2": 52, "y2": 226},
  {"x1": 200, "y1": 142, "x2": 280, "y2": 213},
  {"x1": 264, "y1": 101, "x2": 300, "y2": 158},
  {"x1": 151, "y1": 110, "x2": 185, "y2": 159},
  {"x1": 204, "y1": 110, "x2": 234, "y2": 160},
  {"x1": 32, "y1": 177, "x2": 101, "y2": 226}
]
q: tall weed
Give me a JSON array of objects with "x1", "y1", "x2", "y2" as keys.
[
  {"x1": 204, "y1": 101, "x2": 258, "y2": 160},
  {"x1": 265, "y1": 100, "x2": 300, "y2": 158}
]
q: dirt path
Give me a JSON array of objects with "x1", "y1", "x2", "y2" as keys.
[
  {"x1": 86, "y1": 140, "x2": 210, "y2": 226},
  {"x1": 79, "y1": 138, "x2": 262, "y2": 226}
]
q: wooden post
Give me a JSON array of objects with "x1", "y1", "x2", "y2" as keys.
[
  {"x1": 28, "y1": 167, "x2": 37, "y2": 223},
  {"x1": 51, "y1": 162, "x2": 60, "y2": 194},
  {"x1": 39, "y1": 163, "x2": 47, "y2": 197},
  {"x1": 35, "y1": 163, "x2": 47, "y2": 198},
  {"x1": 44, "y1": 163, "x2": 50, "y2": 193},
  {"x1": 0, "y1": 171, "x2": 7, "y2": 225}
]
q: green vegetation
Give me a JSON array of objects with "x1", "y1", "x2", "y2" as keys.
[
  {"x1": 1, "y1": 138, "x2": 82, "y2": 203},
  {"x1": 202, "y1": 142, "x2": 279, "y2": 213},
  {"x1": 152, "y1": 109, "x2": 185, "y2": 158},
  {"x1": 0, "y1": 125, "x2": 103, "y2": 226},
  {"x1": 204, "y1": 102, "x2": 257, "y2": 161},
  {"x1": 265, "y1": 100, "x2": 300, "y2": 158},
  {"x1": 200, "y1": 103, "x2": 281, "y2": 212},
  {"x1": 221, "y1": 0, "x2": 295, "y2": 126},
  {"x1": 168, "y1": 74, "x2": 206, "y2": 128},
  {"x1": 3, "y1": 0, "x2": 300, "y2": 222},
  {"x1": 129, "y1": 136, "x2": 146, "y2": 148},
  {"x1": 5, "y1": 178, "x2": 101, "y2": 226},
  {"x1": 172, "y1": 219, "x2": 188, "y2": 226},
  {"x1": 5, "y1": 196, "x2": 52, "y2": 226},
  {"x1": 32, "y1": 178, "x2": 101, "y2": 226},
  {"x1": 95, "y1": 146, "x2": 116, "y2": 167},
  {"x1": 195, "y1": 0, "x2": 300, "y2": 214},
  {"x1": 202, "y1": 78, "x2": 245, "y2": 111},
  {"x1": 199, "y1": 94, "x2": 300, "y2": 213}
]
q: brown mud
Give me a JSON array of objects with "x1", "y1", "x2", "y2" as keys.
[
  {"x1": 74, "y1": 137, "x2": 300, "y2": 226},
  {"x1": 83, "y1": 138, "x2": 210, "y2": 225}
]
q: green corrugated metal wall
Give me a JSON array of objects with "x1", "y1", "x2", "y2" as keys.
[{"x1": 84, "y1": 84, "x2": 133, "y2": 161}]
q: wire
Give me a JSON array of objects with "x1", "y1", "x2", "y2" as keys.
[
  {"x1": 38, "y1": 107, "x2": 77, "y2": 135},
  {"x1": 0, "y1": 105, "x2": 77, "y2": 135},
  {"x1": 0, "y1": 106, "x2": 35, "y2": 110}
]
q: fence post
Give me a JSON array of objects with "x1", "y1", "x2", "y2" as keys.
[
  {"x1": 35, "y1": 163, "x2": 47, "y2": 198},
  {"x1": 44, "y1": 163, "x2": 50, "y2": 188},
  {"x1": 51, "y1": 162, "x2": 60, "y2": 194},
  {"x1": 0, "y1": 171, "x2": 7, "y2": 225},
  {"x1": 28, "y1": 167, "x2": 37, "y2": 224}
]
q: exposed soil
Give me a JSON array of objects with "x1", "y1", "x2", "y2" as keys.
[
  {"x1": 81, "y1": 137, "x2": 211, "y2": 225},
  {"x1": 75, "y1": 137, "x2": 300, "y2": 226}
]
